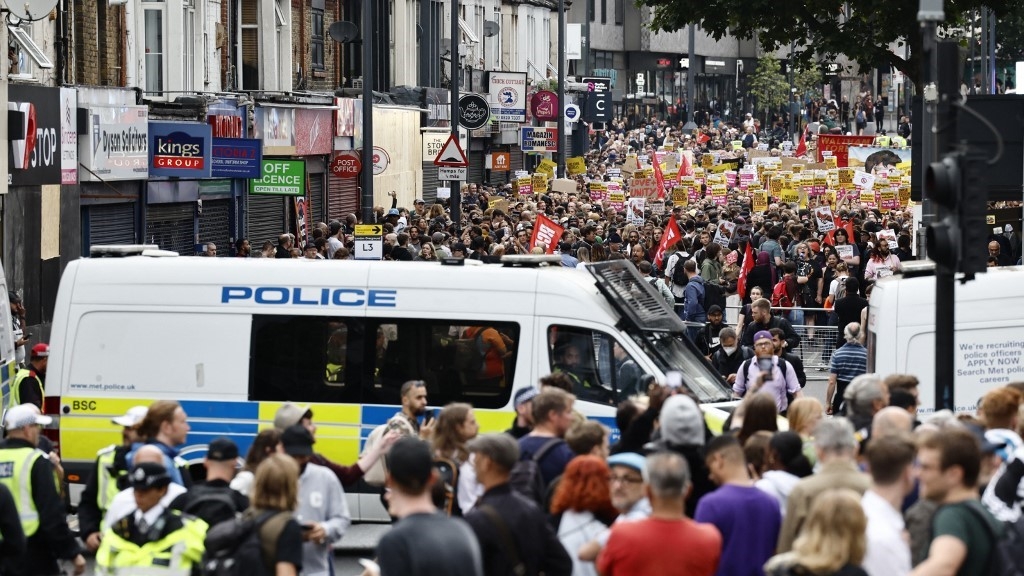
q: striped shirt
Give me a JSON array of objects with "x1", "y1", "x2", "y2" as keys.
[{"x1": 830, "y1": 342, "x2": 868, "y2": 383}]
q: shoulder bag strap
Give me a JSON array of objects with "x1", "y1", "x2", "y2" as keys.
[
  {"x1": 478, "y1": 504, "x2": 526, "y2": 576},
  {"x1": 533, "y1": 438, "x2": 564, "y2": 463}
]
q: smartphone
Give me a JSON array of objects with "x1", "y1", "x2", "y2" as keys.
[
  {"x1": 424, "y1": 409, "x2": 438, "y2": 424},
  {"x1": 301, "y1": 523, "x2": 314, "y2": 532},
  {"x1": 757, "y1": 357, "x2": 774, "y2": 374}
]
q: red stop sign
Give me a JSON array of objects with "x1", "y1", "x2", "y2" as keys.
[{"x1": 331, "y1": 152, "x2": 361, "y2": 178}]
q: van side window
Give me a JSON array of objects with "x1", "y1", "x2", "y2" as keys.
[
  {"x1": 547, "y1": 326, "x2": 639, "y2": 405},
  {"x1": 365, "y1": 320, "x2": 518, "y2": 410},
  {"x1": 250, "y1": 316, "x2": 364, "y2": 404}
]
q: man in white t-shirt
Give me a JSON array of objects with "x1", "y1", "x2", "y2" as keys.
[{"x1": 861, "y1": 435, "x2": 916, "y2": 576}]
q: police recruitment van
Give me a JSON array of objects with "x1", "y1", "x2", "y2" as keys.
[{"x1": 47, "y1": 249, "x2": 733, "y2": 520}]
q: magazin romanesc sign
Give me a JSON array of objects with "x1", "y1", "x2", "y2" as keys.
[{"x1": 249, "y1": 159, "x2": 306, "y2": 196}]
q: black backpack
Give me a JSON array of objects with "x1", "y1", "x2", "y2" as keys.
[
  {"x1": 201, "y1": 509, "x2": 291, "y2": 576},
  {"x1": 670, "y1": 253, "x2": 689, "y2": 287},
  {"x1": 509, "y1": 438, "x2": 563, "y2": 506},
  {"x1": 432, "y1": 456, "x2": 461, "y2": 516},
  {"x1": 702, "y1": 282, "x2": 726, "y2": 314},
  {"x1": 183, "y1": 486, "x2": 243, "y2": 528},
  {"x1": 963, "y1": 501, "x2": 1024, "y2": 576},
  {"x1": 453, "y1": 329, "x2": 489, "y2": 376}
]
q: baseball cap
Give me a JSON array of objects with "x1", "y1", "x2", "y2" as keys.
[
  {"x1": 329, "y1": 220, "x2": 343, "y2": 235},
  {"x1": 513, "y1": 387, "x2": 540, "y2": 409},
  {"x1": 31, "y1": 343, "x2": 49, "y2": 358},
  {"x1": 281, "y1": 424, "x2": 316, "y2": 456},
  {"x1": 4, "y1": 404, "x2": 52, "y2": 430},
  {"x1": 111, "y1": 406, "x2": 149, "y2": 427},
  {"x1": 207, "y1": 437, "x2": 240, "y2": 462},
  {"x1": 129, "y1": 462, "x2": 172, "y2": 490},
  {"x1": 414, "y1": 198, "x2": 425, "y2": 204},
  {"x1": 273, "y1": 402, "x2": 312, "y2": 431},
  {"x1": 385, "y1": 436, "x2": 434, "y2": 490},
  {"x1": 386, "y1": 208, "x2": 400, "y2": 217},
  {"x1": 753, "y1": 330, "x2": 773, "y2": 343},
  {"x1": 707, "y1": 305, "x2": 723, "y2": 315},
  {"x1": 607, "y1": 452, "x2": 647, "y2": 475}
]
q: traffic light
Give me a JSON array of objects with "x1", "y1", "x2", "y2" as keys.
[{"x1": 925, "y1": 151, "x2": 989, "y2": 279}]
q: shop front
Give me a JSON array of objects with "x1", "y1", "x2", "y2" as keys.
[{"x1": 145, "y1": 121, "x2": 213, "y2": 255}]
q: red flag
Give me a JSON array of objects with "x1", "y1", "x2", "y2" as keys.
[
  {"x1": 680, "y1": 151, "x2": 694, "y2": 177},
  {"x1": 794, "y1": 126, "x2": 808, "y2": 157},
  {"x1": 529, "y1": 213, "x2": 564, "y2": 254},
  {"x1": 736, "y1": 241, "x2": 755, "y2": 299},
  {"x1": 652, "y1": 156, "x2": 667, "y2": 199},
  {"x1": 653, "y1": 217, "x2": 682, "y2": 269}
]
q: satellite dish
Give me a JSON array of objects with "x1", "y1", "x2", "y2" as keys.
[
  {"x1": 483, "y1": 20, "x2": 499, "y2": 38},
  {"x1": 4, "y1": 0, "x2": 56, "y2": 22},
  {"x1": 328, "y1": 21, "x2": 359, "y2": 43}
]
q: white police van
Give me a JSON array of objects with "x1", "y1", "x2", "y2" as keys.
[
  {"x1": 868, "y1": 263, "x2": 1024, "y2": 413},
  {"x1": 48, "y1": 248, "x2": 733, "y2": 520}
]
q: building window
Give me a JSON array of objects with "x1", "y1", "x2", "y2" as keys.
[
  {"x1": 600, "y1": 0, "x2": 606, "y2": 24},
  {"x1": 311, "y1": 8, "x2": 325, "y2": 70},
  {"x1": 182, "y1": 0, "x2": 196, "y2": 89},
  {"x1": 614, "y1": 0, "x2": 623, "y2": 25},
  {"x1": 593, "y1": 50, "x2": 613, "y2": 70},
  {"x1": 588, "y1": 0, "x2": 594, "y2": 22},
  {"x1": 142, "y1": 0, "x2": 166, "y2": 94},
  {"x1": 238, "y1": 0, "x2": 259, "y2": 90}
]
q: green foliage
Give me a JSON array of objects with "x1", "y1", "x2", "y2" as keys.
[
  {"x1": 793, "y1": 63, "x2": 823, "y2": 99},
  {"x1": 748, "y1": 57, "x2": 790, "y2": 116},
  {"x1": 638, "y1": 0, "x2": 1013, "y2": 87}
]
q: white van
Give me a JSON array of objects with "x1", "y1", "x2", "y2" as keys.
[
  {"x1": 0, "y1": 260, "x2": 20, "y2": 408},
  {"x1": 868, "y1": 265, "x2": 1024, "y2": 413},
  {"x1": 48, "y1": 251, "x2": 733, "y2": 520}
]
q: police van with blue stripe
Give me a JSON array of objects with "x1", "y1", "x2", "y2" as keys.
[{"x1": 47, "y1": 247, "x2": 733, "y2": 520}]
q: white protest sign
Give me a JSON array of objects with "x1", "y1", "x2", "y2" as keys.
[
  {"x1": 854, "y1": 171, "x2": 875, "y2": 190},
  {"x1": 626, "y1": 197, "x2": 646, "y2": 226},
  {"x1": 814, "y1": 206, "x2": 836, "y2": 232},
  {"x1": 713, "y1": 221, "x2": 735, "y2": 247}
]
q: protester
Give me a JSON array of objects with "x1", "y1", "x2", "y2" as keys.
[{"x1": 765, "y1": 488, "x2": 869, "y2": 576}]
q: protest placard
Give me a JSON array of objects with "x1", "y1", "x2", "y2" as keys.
[
  {"x1": 814, "y1": 206, "x2": 836, "y2": 232},
  {"x1": 713, "y1": 220, "x2": 735, "y2": 247},
  {"x1": 566, "y1": 156, "x2": 586, "y2": 176}
]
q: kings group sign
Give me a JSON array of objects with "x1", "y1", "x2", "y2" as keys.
[{"x1": 149, "y1": 121, "x2": 213, "y2": 178}]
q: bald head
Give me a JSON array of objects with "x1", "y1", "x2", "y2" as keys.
[
  {"x1": 871, "y1": 406, "x2": 914, "y2": 439},
  {"x1": 133, "y1": 445, "x2": 166, "y2": 465}
]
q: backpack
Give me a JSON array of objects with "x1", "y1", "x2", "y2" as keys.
[
  {"x1": 833, "y1": 276, "x2": 848, "y2": 302},
  {"x1": 856, "y1": 109, "x2": 866, "y2": 123},
  {"x1": 453, "y1": 329, "x2": 489, "y2": 375},
  {"x1": 432, "y1": 456, "x2": 461, "y2": 516},
  {"x1": 509, "y1": 438, "x2": 563, "y2": 506},
  {"x1": 201, "y1": 509, "x2": 291, "y2": 576},
  {"x1": 182, "y1": 486, "x2": 243, "y2": 528},
  {"x1": 962, "y1": 501, "x2": 1024, "y2": 576},
  {"x1": 702, "y1": 281, "x2": 726, "y2": 314},
  {"x1": 771, "y1": 279, "x2": 792, "y2": 309},
  {"x1": 670, "y1": 253, "x2": 689, "y2": 287}
]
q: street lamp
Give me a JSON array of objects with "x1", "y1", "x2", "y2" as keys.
[{"x1": 790, "y1": 87, "x2": 798, "y2": 142}]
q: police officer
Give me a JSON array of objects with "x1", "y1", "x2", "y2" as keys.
[
  {"x1": 11, "y1": 343, "x2": 47, "y2": 410},
  {"x1": 0, "y1": 404, "x2": 85, "y2": 576},
  {"x1": 96, "y1": 462, "x2": 207, "y2": 574},
  {"x1": 79, "y1": 405, "x2": 149, "y2": 552}
]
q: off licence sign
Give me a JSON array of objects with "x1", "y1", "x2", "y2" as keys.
[{"x1": 250, "y1": 159, "x2": 305, "y2": 196}]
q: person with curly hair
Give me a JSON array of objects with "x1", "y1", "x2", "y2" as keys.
[{"x1": 550, "y1": 456, "x2": 618, "y2": 576}]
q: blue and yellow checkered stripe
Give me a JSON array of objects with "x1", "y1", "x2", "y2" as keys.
[{"x1": 59, "y1": 397, "x2": 519, "y2": 468}]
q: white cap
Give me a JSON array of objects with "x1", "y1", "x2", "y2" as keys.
[
  {"x1": 4, "y1": 404, "x2": 53, "y2": 430},
  {"x1": 111, "y1": 406, "x2": 148, "y2": 427},
  {"x1": 1006, "y1": 224, "x2": 1014, "y2": 233}
]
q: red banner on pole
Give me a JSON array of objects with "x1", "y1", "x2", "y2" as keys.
[
  {"x1": 530, "y1": 213, "x2": 564, "y2": 254},
  {"x1": 653, "y1": 217, "x2": 682, "y2": 269},
  {"x1": 737, "y1": 241, "x2": 755, "y2": 299}
]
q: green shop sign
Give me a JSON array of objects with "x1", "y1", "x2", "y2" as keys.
[{"x1": 249, "y1": 159, "x2": 305, "y2": 196}]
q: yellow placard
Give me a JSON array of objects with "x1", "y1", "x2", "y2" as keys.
[
  {"x1": 672, "y1": 186, "x2": 688, "y2": 206},
  {"x1": 634, "y1": 168, "x2": 654, "y2": 179},
  {"x1": 566, "y1": 156, "x2": 587, "y2": 176},
  {"x1": 532, "y1": 173, "x2": 549, "y2": 194},
  {"x1": 707, "y1": 164, "x2": 730, "y2": 174},
  {"x1": 792, "y1": 164, "x2": 804, "y2": 174},
  {"x1": 860, "y1": 190, "x2": 877, "y2": 206},
  {"x1": 899, "y1": 185, "x2": 911, "y2": 207},
  {"x1": 824, "y1": 156, "x2": 838, "y2": 170},
  {"x1": 753, "y1": 191, "x2": 769, "y2": 213},
  {"x1": 536, "y1": 159, "x2": 557, "y2": 176},
  {"x1": 769, "y1": 177, "x2": 784, "y2": 197},
  {"x1": 702, "y1": 154, "x2": 714, "y2": 168},
  {"x1": 780, "y1": 188, "x2": 798, "y2": 203}
]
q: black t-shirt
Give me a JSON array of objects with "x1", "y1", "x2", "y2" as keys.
[
  {"x1": 274, "y1": 519, "x2": 304, "y2": 570},
  {"x1": 377, "y1": 512, "x2": 483, "y2": 576}
]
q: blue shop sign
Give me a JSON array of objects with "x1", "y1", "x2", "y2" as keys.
[
  {"x1": 149, "y1": 121, "x2": 212, "y2": 178},
  {"x1": 211, "y1": 138, "x2": 262, "y2": 178}
]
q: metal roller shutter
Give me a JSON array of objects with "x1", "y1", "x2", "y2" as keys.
[
  {"x1": 88, "y1": 202, "x2": 137, "y2": 248},
  {"x1": 309, "y1": 173, "x2": 325, "y2": 225},
  {"x1": 145, "y1": 203, "x2": 196, "y2": 255},
  {"x1": 421, "y1": 162, "x2": 439, "y2": 204},
  {"x1": 246, "y1": 194, "x2": 287, "y2": 248},
  {"x1": 468, "y1": 151, "x2": 485, "y2": 185},
  {"x1": 510, "y1": 149, "x2": 524, "y2": 174},
  {"x1": 198, "y1": 199, "x2": 231, "y2": 256},
  {"x1": 327, "y1": 175, "x2": 359, "y2": 221}
]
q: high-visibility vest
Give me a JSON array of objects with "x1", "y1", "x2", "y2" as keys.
[
  {"x1": 10, "y1": 369, "x2": 43, "y2": 408},
  {"x1": 891, "y1": 135, "x2": 907, "y2": 148},
  {"x1": 96, "y1": 513, "x2": 208, "y2": 575},
  {"x1": 0, "y1": 447, "x2": 46, "y2": 536},
  {"x1": 874, "y1": 135, "x2": 891, "y2": 147},
  {"x1": 95, "y1": 445, "x2": 122, "y2": 513}
]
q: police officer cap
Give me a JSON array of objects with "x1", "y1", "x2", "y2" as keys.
[{"x1": 129, "y1": 462, "x2": 172, "y2": 490}]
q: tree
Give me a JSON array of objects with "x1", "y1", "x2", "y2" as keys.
[
  {"x1": 639, "y1": 0, "x2": 1013, "y2": 87},
  {"x1": 793, "y1": 63, "x2": 823, "y2": 101},
  {"x1": 747, "y1": 57, "x2": 789, "y2": 126}
]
